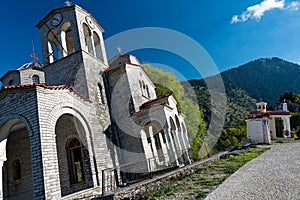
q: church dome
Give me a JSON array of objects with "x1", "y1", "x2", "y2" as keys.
[
  {"x1": 109, "y1": 54, "x2": 141, "y2": 69},
  {"x1": 17, "y1": 62, "x2": 44, "y2": 70}
]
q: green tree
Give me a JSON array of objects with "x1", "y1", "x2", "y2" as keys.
[
  {"x1": 143, "y1": 64, "x2": 184, "y2": 99},
  {"x1": 218, "y1": 124, "x2": 247, "y2": 149}
]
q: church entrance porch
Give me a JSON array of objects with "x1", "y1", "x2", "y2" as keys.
[
  {"x1": 0, "y1": 119, "x2": 34, "y2": 200},
  {"x1": 269, "y1": 115, "x2": 291, "y2": 139}
]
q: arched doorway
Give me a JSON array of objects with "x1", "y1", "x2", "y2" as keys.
[
  {"x1": 55, "y1": 114, "x2": 93, "y2": 196},
  {"x1": 1, "y1": 119, "x2": 34, "y2": 200}
]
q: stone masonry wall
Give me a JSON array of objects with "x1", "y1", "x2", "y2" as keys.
[
  {"x1": 36, "y1": 86, "x2": 116, "y2": 199},
  {"x1": 125, "y1": 65, "x2": 156, "y2": 112},
  {"x1": 43, "y1": 52, "x2": 89, "y2": 97},
  {"x1": 0, "y1": 87, "x2": 45, "y2": 199},
  {"x1": 20, "y1": 69, "x2": 45, "y2": 84},
  {"x1": 1, "y1": 72, "x2": 21, "y2": 86},
  {"x1": 106, "y1": 66, "x2": 147, "y2": 165}
]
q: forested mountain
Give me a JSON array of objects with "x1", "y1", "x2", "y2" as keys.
[
  {"x1": 187, "y1": 57, "x2": 300, "y2": 131},
  {"x1": 190, "y1": 57, "x2": 300, "y2": 106}
]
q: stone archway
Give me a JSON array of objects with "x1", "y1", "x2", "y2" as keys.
[
  {"x1": 0, "y1": 118, "x2": 34, "y2": 200},
  {"x1": 141, "y1": 121, "x2": 168, "y2": 167},
  {"x1": 46, "y1": 104, "x2": 98, "y2": 187},
  {"x1": 169, "y1": 117, "x2": 183, "y2": 164},
  {"x1": 55, "y1": 114, "x2": 94, "y2": 196}
]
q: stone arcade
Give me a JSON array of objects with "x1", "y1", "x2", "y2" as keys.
[{"x1": 0, "y1": 4, "x2": 191, "y2": 199}]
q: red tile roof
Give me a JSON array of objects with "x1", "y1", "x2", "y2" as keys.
[
  {"x1": 267, "y1": 110, "x2": 290, "y2": 115},
  {"x1": 248, "y1": 110, "x2": 290, "y2": 119},
  {"x1": 137, "y1": 93, "x2": 174, "y2": 113},
  {"x1": 1, "y1": 84, "x2": 90, "y2": 102}
]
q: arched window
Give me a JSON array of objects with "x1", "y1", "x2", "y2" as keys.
[
  {"x1": 83, "y1": 24, "x2": 93, "y2": 54},
  {"x1": 8, "y1": 79, "x2": 14, "y2": 86},
  {"x1": 146, "y1": 85, "x2": 150, "y2": 98},
  {"x1": 47, "y1": 29, "x2": 60, "y2": 63},
  {"x1": 142, "y1": 81, "x2": 146, "y2": 96},
  {"x1": 175, "y1": 115, "x2": 181, "y2": 132},
  {"x1": 61, "y1": 22, "x2": 74, "y2": 56},
  {"x1": 93, "y1": 32, "x2": 104, "y2": 61},
  {"x1": 13, "y1": 159, "x2": 21, "y2": 181},
  {"x1": 96, "y1": 83, "x2": 105, "y2": 105},
  {"x1": 153, "y1": 133, "x2": 162, "y2": 150},
  {"x1": 160, "y1": 131, "x2": 167, "y2": 143},
  {"x1": 129, "y1": 96, "x2": 135, "y2": 116},
  {"x1": 67, "y1": 138, "x2": 84, "y2": 184},
  {"x1": 32, "y1": 75, "x2": 40, "y2": 84}
]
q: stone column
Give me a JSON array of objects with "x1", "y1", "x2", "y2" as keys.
[
  {"x1": 60, "y1": 31, "x2": 68, "y2": 57},
  {"x1": 179, "y1": 132, "x2": 191, "y2": 164},
  {"x1": 90, "y1": 33, "x2": 97, "y2": 57},
  {"x1": 283, "y1": 117, "x2": 287, "y2": 132},
  {"x1": 174, "y1": 130, "x2": 184, "y2": 164},
  {"x1": 57, "y1": 28, "x2": 64, "y2": 59},
  {"x1": 283, "y1": 116, "x2": 291, "y2": 137},
  {"x1": 165, "y1": 128, "x2": 178, "y2": 166},
  {"x1": 38, "y1": 130, "x2": 61, "y2": 199},
  {"x1": 47, "y1": 41, "x2": 54, "y2": 63},
  {"x1": 286, "y1": 116, "x2": 291, "y2": 132},
  {"x1": 158, "y1": 132, "x2": 168, "y2": 165}
]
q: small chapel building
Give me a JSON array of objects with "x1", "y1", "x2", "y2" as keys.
[
  {"x1": 246, "y1": 101, "x2": 291, "y2": 144},
  {"x1": 0, "y1": 4, "x2": 191, "y2": 199}
]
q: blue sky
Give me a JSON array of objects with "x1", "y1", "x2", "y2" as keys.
[{"x1": 0, "y1": 0, "x2": 300, "y2": 80}]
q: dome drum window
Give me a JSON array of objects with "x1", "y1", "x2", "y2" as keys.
[{"x1": 32, "y1": 75, "x2": 40, "y2": 84}]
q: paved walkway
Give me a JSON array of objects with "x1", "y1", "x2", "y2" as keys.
[{"x1": 206, "y1": 143, "x2": 300, "y2": 200}]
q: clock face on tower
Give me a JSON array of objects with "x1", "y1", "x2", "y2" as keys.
[{"x1": 51, "y1": 13, "x2": 63, "y2": 27}]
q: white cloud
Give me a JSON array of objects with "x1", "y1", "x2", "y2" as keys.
[
  {"x1": 286, "y1": 1, "x2": 300, "y2": 10},
  {"x1": 231, "y1": 0, "x2": 300, "y2": 24}
]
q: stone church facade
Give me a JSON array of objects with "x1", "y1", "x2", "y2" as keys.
[{"x1": 0, "y1": 4, "x2": 191, "y2": 199}]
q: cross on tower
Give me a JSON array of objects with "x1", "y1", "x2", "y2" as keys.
[
  {"x1": 117, "y1": 46, "x2": 122, "y2": 55},
  {"x1": 30, "y1": 42, "x2": 39, "y2": 63}
]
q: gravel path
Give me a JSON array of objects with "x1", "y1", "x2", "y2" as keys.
[{"x1": 205, "y1": 143, "x2": 300, "y2": 200}]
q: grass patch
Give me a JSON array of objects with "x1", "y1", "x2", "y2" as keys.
[{"x1": 142, "y1": 147, "x2": 269, "y2": 200}]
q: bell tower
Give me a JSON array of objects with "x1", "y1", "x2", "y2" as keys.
[
  {"x1": 36, "y1": 3, "x2": 108, "y2": 65},
  {"x1": 256, "y1": 101, "x2": 267, "y2": 112},
  {"x1": 36, "y1": 3, "x2": 109, "y2": 100}
]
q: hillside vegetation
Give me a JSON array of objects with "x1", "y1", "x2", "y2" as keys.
[
  {"x1": 144, "y1": 57, "x2": 300, "y2": 152},
  {"x1": 190, "y1": 57, "x2": 300, "y2": 106}
]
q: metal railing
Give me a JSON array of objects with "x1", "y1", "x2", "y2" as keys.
[{"x1": 101, "y1": 149, "x2": 192, "y2": 197}]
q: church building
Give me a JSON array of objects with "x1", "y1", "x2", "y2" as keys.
[
  {"x1": 246, "y1": 101, "x2": 291, "y2": 144},
  {"x1": 0, "y1": 4, "x2": 191, "y2": 199}
]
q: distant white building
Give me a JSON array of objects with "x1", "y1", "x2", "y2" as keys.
[{"x1": 246, "y1": 101, "x2": 291, "y2": 144}]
